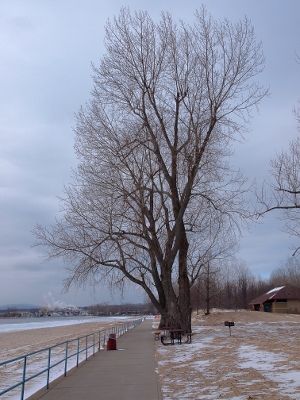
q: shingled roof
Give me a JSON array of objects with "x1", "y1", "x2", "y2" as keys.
[{"x1": 249, "y1": 284, "x2": 300, "y2": 305}]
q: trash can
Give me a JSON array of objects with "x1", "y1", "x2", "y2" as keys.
[{"x1": 107, "y1": 333, "x2": 117, "y2": 350}]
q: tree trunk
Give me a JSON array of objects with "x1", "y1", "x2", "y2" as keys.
[
  {"x1": 178, "y1": 228, "x2": 192, "y2": 332},
  {"x1": 156, "y1": 267, "x2": 192, "y2": 332},
  {"x1": 158, "y1": 228, "x2": 192, "y2": 332},
  {"x1": 158, "y1": 299, "x2": 192, "y2": 332}
]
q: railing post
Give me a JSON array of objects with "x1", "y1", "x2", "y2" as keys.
[
  {"x1": 20, "y1": 356, "x2": 27, "y2": 400},
  {"x1": 85, "y1": 336, "x2": 88, "y2": 360},
  {"x1": 76, "y1": 338, "x2": 80, "y2": 367},
  {"x1": 46, "y1": 348, "x2": 51, "y2": 389},
  {"x1": 64, "y1": 342, "x2": 68, "y2": 377}
]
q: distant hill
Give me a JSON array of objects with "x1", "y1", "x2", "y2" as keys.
[{"x1": 0, "y1": 304, "x2": 41, "y2": 310}]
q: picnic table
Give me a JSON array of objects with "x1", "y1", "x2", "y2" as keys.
[
  {"x1": 169, "y1": 329, "x2": 184, "y2": 344},
  {"x1": 161, "y1": 326, "x2": 174, "y2": 336},
  {"x1": 160, "y1": 328, "x2": 185, "y2": 345}
]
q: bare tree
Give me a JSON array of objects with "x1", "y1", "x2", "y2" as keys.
[
  {"x1": 33, "y1": 7, "x2": 267, "y2": 331},
  {"x1": 199, "y1": 262, "x2": 220, "y2": 315},
  {"x1": 234, "y1": 261, "x2": 254, "y2": 309},
  {"x1": 269, "y1": 257, "x2": 300, "y2": 288},
  {"x1": 257, "y1": 54, "x2": 300, "y2": 255},
  {"x1": 215, "y1": 259, "x2": 252, "y2": 309},
  {"x1": 257, "y1": 131, "x2": 300, "y2": 255}
]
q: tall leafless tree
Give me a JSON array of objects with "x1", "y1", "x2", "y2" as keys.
[
  {"x1": 257, "y1": 107, "x2": 300, "y2": 255},
  {"x1": 235, "y1": 260, "x2": 254, "y2": 309},
  {"x1": 33, "y1": 7, "x2": 267, "y2": 331},
  {"x1": 257, "y1": 55, "x2": 300, "y2": 255}
]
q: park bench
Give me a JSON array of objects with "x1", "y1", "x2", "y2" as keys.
[
  {"x1": 160, "y1": 329, "x2": 193, "y2": 345},
  {"x1": 154, "y1": 331, "x2": 161, "y2": 340},
  {"x1": 186, "y1": 332, "x2": 193, "y2": 343}
]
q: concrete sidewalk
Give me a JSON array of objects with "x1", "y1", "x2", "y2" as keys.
[{"x1": 28, "y1": 319, "x2": 163, "y2": 400}]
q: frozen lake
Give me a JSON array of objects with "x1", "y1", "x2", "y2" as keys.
[{"x1": 0, "y1": 316, "x2": 130, "y2": 333}]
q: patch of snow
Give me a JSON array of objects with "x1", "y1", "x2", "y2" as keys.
[
  {"x1": 238, "y1": 344, "x2": 286, "y2": 371},
  {"x1": 266, "y1": 285, "x2": 285, "y2": 294}
]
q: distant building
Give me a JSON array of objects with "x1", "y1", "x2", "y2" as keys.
[
  {"x1": 249, "y1": 284, "x2": 300, "y2": 314},
  {"x1": 19, "y1": 311, "x2": 33, "y2": 318}
]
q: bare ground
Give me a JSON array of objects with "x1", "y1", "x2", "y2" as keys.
[{"x1": 155, "y1": 310, "x2": 300, "y2": 399}]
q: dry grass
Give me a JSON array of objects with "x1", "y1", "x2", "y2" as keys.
[{"x1": 155, "y1": 310, "x2": 300, "y2": 399}]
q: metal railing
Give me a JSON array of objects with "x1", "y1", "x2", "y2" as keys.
[{"x1": 0, "y1": 317, "x2": 143, "y2": 400}]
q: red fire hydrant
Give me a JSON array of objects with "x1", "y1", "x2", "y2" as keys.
[{"x1": 107, "y1": 333, "x2": 117, "y2": 350}]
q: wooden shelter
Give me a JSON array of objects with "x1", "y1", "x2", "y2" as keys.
[{"x1": 249, "y1": 284, "x2": 300, "y2": 314}]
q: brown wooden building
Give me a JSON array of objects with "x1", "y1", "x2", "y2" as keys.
[{"x1": 249, "y1": 284, "x2": 300, "y2": 314}]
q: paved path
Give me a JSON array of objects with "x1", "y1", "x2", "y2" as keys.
[{"x1": 28, "y1": 319, "x2": 163, "y2": 400}]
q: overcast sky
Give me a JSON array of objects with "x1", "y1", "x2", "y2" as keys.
[{"x1": 1, "y1": 0, "x2": 300, "y2": 308}]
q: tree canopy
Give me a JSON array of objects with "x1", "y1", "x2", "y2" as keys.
[{"x1": 34, "y1": 7, "x2": 267, "y2": 330}]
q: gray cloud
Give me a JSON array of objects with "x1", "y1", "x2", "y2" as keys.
[{"x1": 1, "y1": 0, "x2": 300, "y2": 306}]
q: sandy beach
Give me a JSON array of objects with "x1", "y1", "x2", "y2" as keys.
[{"x1": 0, "y1": 319, "x2": 118, "y2": 362}]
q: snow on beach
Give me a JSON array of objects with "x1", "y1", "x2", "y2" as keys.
[
  {"x1": 0, "y1": 315, "x2": 128, "y2": 333},
  {"x1": 0, "y1": 316, "x2": 132, "y2": 400},
  {"x1": 154, "y1": 311, "x2": 300, "y2": 399}
]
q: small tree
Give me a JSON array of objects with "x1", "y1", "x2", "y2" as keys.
[
  {"x1": 192, "y1": 262, "x2": 220, "y2": 314},
  {"x1": 33, "y1": 7, "x2": 267, "y2": 331}
]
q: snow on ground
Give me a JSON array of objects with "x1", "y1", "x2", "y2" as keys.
[
  {"x1": 154, "y1": 311, "x2": 300, "y2": 399},
  {"x1": 0, "y1": 316, "x2": 134, "y2": 400}
]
